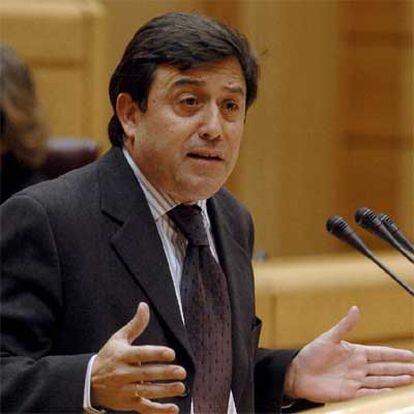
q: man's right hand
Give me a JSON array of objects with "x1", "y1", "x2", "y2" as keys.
[{"x1": 91, "y1": 302, "x2": 186, "y2": 413}]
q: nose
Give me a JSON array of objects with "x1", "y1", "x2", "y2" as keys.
[{"x1": 198, "y1": 104, "x2": 223, "y2": 141}]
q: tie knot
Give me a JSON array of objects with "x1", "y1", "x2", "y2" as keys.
[{"x1": 168, "y1": 204, "x2": 209, "y2": 246}]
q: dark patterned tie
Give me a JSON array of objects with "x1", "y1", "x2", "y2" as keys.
[{"x1": 168, "y1": 204, "x2": 232, "y2": 414}]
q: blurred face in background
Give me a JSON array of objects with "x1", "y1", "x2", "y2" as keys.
[{"x1": 0, "y1": 44, "x2": 47, "y2": 166}]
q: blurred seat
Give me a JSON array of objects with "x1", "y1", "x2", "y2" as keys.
[{"x1": 41, "y1": 137, "x2": 100, "y2": 179}]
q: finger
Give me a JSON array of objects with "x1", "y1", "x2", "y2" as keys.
[
  {"x1": 362, "y1": 375, "x2": 413, "y2": 389},
  {"x1": 132, "y1": 381, "x2": 186, "y2": 400},
  {"x1": 324, "y1": 306, "x2": 360, "y2": 343},
  {"x1": 134, "y1": 397, "x2": 179, "y2": 414},
  {"x1": 364, "y1": 345, "x2": 414, "y2": 362},
  {"x1": 119, "y1": 364, "x2": 187, "y2": 383},
  {"x1": 117, "y1": 302, "x2": 150, "y2": 344},
  {"x1": 367, "y1": 361, "x2": 414, "y2": 376},
  {"x1": 355, "y1": 388, "x2": 392, "y2": 398},
  {"x1": 124, "y1": 345, "x2": 176, "y2": 364}
]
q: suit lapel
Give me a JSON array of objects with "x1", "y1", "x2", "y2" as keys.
[
  {"x1": 208, "y1": 194, "x2": 251, "y2": 407},
  {"x1": 98, "y1": 148, "x2": 193, "y2": 360}
]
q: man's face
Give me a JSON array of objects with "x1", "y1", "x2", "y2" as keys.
[{"x1": 124, "y1": 57, "x2": 246, "y2": 203}]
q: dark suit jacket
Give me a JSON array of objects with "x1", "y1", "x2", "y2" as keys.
[{"x1": 1, "y1": 147, "x2": 297, "y2": 414}]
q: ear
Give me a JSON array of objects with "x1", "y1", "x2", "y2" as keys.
[{"x1": 115, "y1": 93, "x2": 141, "y2": 142}]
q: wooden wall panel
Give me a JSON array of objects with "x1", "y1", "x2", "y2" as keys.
[
  {"x1": 402, "y1": 1, "x2": 414, "y2": 238},
  {"x1": 234, "y1": 2, "x2": 339, "y2": 256},
  {"x1": 79, "y1": 0, "x2": 108, "y2": 147},
  {"x1": 334, "y1": 147, "x2": 405, "y2": 235},
  {"x1": 0, "y1": 2, "x2": 85, "y2": 63},
  {"x1": 341, "y1": 0, "x2": 412, "y2": 33},
  {"x1": 33, "y1": 68, "x2": 85, "y2": 137},
  {"x1": 341, "y1": 46, "x2": 408, "y2": 138},
  {"x1": 0, "y1": 0, "x2": 107, "y2": 146},
  {"x1": 406, "y1": 3, "x2": 414, "y2": 237},
  {"x1": 201, "y1": 0, "x2": 241, "y2": 27},
  {"x1": 336, "y1": 0, "x2": 413, "y2": 247}
]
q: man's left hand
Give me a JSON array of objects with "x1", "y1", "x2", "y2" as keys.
[{"x1": 284, "y1": 306, "x2": 414, "y2": 402}]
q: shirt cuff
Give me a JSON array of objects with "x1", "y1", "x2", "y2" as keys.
[{"x1": 83, "y1": 354, "x2": 106, "y2": 414}]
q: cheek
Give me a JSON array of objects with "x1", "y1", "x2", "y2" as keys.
[
  {"x1": 141, "y1": 139, "x2": 175, "y2": 169},
  {"x1": 227, "y1": 126, "x2": 243, "y2": 158},
  {"x1": 137, "y1": 133, "x2": 187, "y2": 181},
  {"x1": 145, "y1": 111, "x2": 194, "y2": 151}
]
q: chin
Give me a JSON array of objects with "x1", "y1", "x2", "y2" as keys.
[{"x1": 174, "y1": 178, "x2": 224, "y2": 203}]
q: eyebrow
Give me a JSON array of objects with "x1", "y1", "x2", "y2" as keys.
[
  {"x1": 224, "y1": 85, "x2": 245, "y2": 96},
  {"x1": 171, "y1": 77, "x2": 245, "y2": 96},
  {"x1": 172, "y1": 78, "x2": 205, "y2": 88}
]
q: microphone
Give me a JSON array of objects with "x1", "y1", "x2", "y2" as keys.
[
  {"x1": 326, "y1": 216, "x2": 372, "y2": 258},
  {"x1": 326, "y1": 216, "x2": 414, "y2": 296},
  {"x1": 377, "y1": 213, "x2": 414, "y2": 254},
  {"x1": 354, "y1": 207, "x2": 414, "y2": 265}
]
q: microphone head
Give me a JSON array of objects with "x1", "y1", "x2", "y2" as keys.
[
  {"x1": 354, "y1": 207, "x2": 380, "y2": 229},
  {"x1": 326, "y1": 215, "x2": 352, "y2": 238},
  {"x1": 355, "y1": 207, "x2": 406, "y2": 252},
  {"x1": 326, "y1": 215, "x2": 373, "y2": 258},
  {"x1": 378, "y1": 212, "x2": 414, "y2": 254},
  {"x1": 377, "y1": 213, "x2": 399, "y2": 232}
]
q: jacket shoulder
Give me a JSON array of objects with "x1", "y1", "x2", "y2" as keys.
[
  {"x1": 214, "y1": 187, "x2": 253, "y2": 225},
  {"x1": 212, "y1": 187, "x2": 255, "y2": 253},
  {"x1": 5, "y1": 148, "x2": 123, "y2": 211}
]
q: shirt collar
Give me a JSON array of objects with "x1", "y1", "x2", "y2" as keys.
[{"x1": 122, "y1": 147, "x2": 207, "y2": 221}]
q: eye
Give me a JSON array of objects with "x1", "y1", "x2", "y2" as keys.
[
  {"x1": 222, "y1": 100, "x2": 239, "y2": 113},
  {"x1": 179, "y1": 96, "x2": 199, "y2": 107},
  {"x1": 174, "y1": 94, "x2": 203, "y2": 116}
]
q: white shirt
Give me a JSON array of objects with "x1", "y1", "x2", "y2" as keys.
[{"x1": 83, "y1": 148, "x2": 237, "y2": 414}]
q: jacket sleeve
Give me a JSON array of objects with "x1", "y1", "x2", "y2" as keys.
[
  {"x1": 254, "y1": 346, "x2": 298, "y2": 413},
  {"x1": 247, "y1": 211, "x2": 321, "y2": 413},
  {"x1": 244, "y1": 210, "x2": 296, "y2": 412},
  {"x1": 1, "y1": 194, "x2": 92, "y2": 413}
]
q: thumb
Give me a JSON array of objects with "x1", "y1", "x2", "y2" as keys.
[
  {"x1": 324, "y1": 305, "x2": 360, "y2": 343},
  {"x1": 118, "y1": 302, "x2": 150, "y2": 344}
]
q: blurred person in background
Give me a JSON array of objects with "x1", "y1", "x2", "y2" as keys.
[{"x1": 0, "y1": 44, "x2": 47, "y2": 203}]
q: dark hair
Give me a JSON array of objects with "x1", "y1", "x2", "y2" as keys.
[{"x1": 108, "y1": 12, "x2": 259, "y2": 147}]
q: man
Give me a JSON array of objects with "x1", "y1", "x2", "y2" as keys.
[{"x1": 1, "y1": 12, "x2": 413, "y2": 414}]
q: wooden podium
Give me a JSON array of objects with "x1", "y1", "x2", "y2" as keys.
[
  {"x1": 307, "y1": 384, "x2": 414, "y2": 413},
  {"x1": 254, "y1": 252, "x2": 414, "y2": 350}
]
